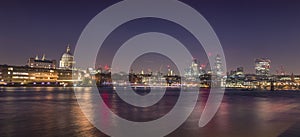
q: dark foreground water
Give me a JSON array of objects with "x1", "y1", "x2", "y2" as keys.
[{"x1": 1, "y1": 87, "x2": 300, "y2": 137}]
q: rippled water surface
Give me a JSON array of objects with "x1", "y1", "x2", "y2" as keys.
[{"x1": 0, "y1": 87, "x2": 300, "y2": 137}]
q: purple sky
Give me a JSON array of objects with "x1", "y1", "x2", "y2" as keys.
[{"x1": 0, "y1": 0, "x2": 300, "y2": 74}]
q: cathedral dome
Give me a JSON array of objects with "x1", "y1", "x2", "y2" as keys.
[
  {"x1": 59, "y1": 45, "x2": 75, "y2": 69},
  {"x1": 61, "y1": 52, "x2": 73, "y2": 59}
]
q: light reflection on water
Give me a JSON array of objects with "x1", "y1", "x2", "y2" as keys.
[{"x1": 0, "y1": 87, "x2": 300, "y2": 137}]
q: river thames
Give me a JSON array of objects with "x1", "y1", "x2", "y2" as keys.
[{"x1": 1, "y1": 87, "x2": 300, "y2": 137}]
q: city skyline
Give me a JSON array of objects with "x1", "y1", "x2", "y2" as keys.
[
  {"x1": 0, "y1": 44, "x2": 294, "y2": 75},
  {"x1": 1, "y1": 0, "x2": 300, "y2": 74},
  {"x1": 2, "y1": 1, "x2": 300, "y2": 137}
]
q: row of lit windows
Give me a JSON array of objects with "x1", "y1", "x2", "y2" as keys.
[
  {"x1": 32, "y1": 64, "x2": 54, "y2": 66},
  {"x1": 12, "y1": 76, "x2": 29, "y2": 79},
  {"x1": 11, "y1": 76, "x2": 58, "y2": 80},
  {"x1": 256, "y1": 68, "x2": 269, "y2": 70},
  {"x1": 4, "y1": 69, "x2": 79, "y2": 76},
  {"x1": 30, "y1": 77, "x2": 54, "y2": 80},
  {"x1": 7, "y1": 72, "x2": 29, "y2": 75},
  {"x1": 59, "y1": 73, "x2": 71, "y2": 75},
  {"x1": 12, "y1": 72, "x2": 29, "y2": 75}
]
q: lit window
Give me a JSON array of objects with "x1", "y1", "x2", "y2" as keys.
[
  {"x1": 12, "y1": 72, "x2": 29, "y2": 75},
  {"x1": 12, "y1": 76, "x2": 29, "y2": 79}
]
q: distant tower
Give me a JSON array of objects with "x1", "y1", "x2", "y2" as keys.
[
  {"x1": 191, "y1": 58, "x2": 200, "y2": 76},
  {"x1": 141, "y1": 70, "x2": 144, "y2": 75},
  {"x1": 59, "y1": 45, "x2": 75, "y2": 69},
  {"x1": 214, "y1": 54, "x2": 224, "y2": 76},
  {"x1": 255, "y1": 58, "x2": 271, "y2": 76},
  {"x1": 167, "y1": 65, "x2": 173, "y2": 76},
  {"x1": 42, "y1": 54, "x2": 46, "y2": 61},
  {"x1": 184, "y1": 58, "x2": 201, "y2": 80}
]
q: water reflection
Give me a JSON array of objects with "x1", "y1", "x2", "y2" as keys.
[
  {"x1": 0, "y1": 87, "x2": 105, "y2": 136},
  {"x1": 0, "y1": 87, "x2": 300, "y2": 137}
]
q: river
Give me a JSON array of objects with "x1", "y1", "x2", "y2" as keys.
[{"x1": 0, "y1": 87, "x2": 300, "y2": 137}]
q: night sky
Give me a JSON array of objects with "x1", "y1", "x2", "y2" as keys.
[{"x1": 0, "y1": 0, "x2": 300, "y2": 74}]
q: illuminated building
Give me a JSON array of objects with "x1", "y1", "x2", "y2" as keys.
[
  {"x1": 0, "y1": 46, "x2": 83, "y2": 86},
  {"x1": 212, "y1": 55, "x2": 226, "y2": 87},
  {"x1": 95, "y1": 72, "x2": 112, "y2": 86},
  {"x1": 184, "y1": 58, "x2": 200, "y2": 82},
  {"x1": 255, "y1": 58, "x2": 271, "y2": 76},
  {"x1": 190, "y1": 58, "x2": 200, "y2": 76},
  {"x1": 226, "y1": 67, "x2": 245, "y2": 88},
  {"x1": 27, "y1": 54, "x2": 56, "y2": 69},
  {"x1": 184, "y1": 58, "x2": 199, "y2": 76},
  {"x1": 229, "y1": 67, "x2": 244, "y2": 78},
  {"x1": 165, "y1": 75, "x2": 181, "y2": 86},
  {"x1": 167, "y1": 65, "x2": 175, "y2": 76},
  {"x1": 59, "y1": 45, "x2": 75, "y2": 69},
  {"x1": 214, "y1": 54, "x2": 224, "y2": 76},
  {"x1": 28, "y1": 68, "x2": 58, "y2": 83},
  {"x1": 57, "y1": 69, "x2": 83, "y2": 86},
  {"x1": 0, "y1": 65, "x2": 29, "y2": 84},
  {"x1": 0, "y1": 64, "x2": 84, "y2": 86},
  {"x1": 237, "y1": 67, "x2": 244, "y2": 74},
  {"x1": 0, "y1": 65, "x2": 57, "y2": 85}
]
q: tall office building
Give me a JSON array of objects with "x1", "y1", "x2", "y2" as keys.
[
  {"x1": 255, "y1": 58, "x2": 271, "y2": 76},
  {"x1": 184, "y1": 58, "x2": 201, "y2": 81},
  {"x1": 191, "y1": 58, "x2": 200, "y2": 76},
  {"x1": 214, "y1": 54, "x2": 224, "y2": 76}
]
